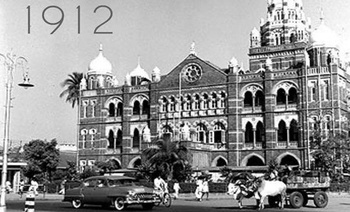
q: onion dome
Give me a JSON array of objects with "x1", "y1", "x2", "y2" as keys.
[
  {"x1": 250, "y1": 27, "x2": 260, "y2": 37},
  {"x1": 229, "y1": 56, "x2": 238, "y2": 68},
  {"x1": 309, "y1": 17, "x2": 339, "y2": 48},
  {"x1": 130, "y1": 61, "x2": 150, "y2": 80},
  {"x1": 88, "y1": 44, "x2": 112, "y2": 75}
]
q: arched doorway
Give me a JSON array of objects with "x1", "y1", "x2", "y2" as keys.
[{"x1": 246, "y1": 156, "x2": 265, "y2": 166}]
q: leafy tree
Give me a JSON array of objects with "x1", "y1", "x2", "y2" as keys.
[
  {"x1": 22, "y1": 139, "x2": 60, "y2": 182},
  {"x1": 79, "y1": 167, "x2": 99, "y2": 180},
  {"x1": 66, "y1": 160, "x2": 78, "y2": 180},
  {"x1": 95, "y1": 160, "x2": 121, "y2": 175},
  {"x1": 59, "y1": 72, "x2": 83, "y2": 108},
  {"x1": 142, "y1": 139, "x2": 189, "y2": 181}
]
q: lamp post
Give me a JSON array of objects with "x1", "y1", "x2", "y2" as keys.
[{"x1": 0, "y1": 52, "x2": 33, "y2": 212}]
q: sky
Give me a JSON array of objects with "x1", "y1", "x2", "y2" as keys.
[{"x1": 0, "y1": 0, "x2": 350, "y2": 146}]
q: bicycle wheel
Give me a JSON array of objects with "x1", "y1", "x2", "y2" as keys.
[{"x1": 163, "y1": 193, "x2": 172, "y2": 207}]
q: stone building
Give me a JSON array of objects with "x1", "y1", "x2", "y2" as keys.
[{"x1": 77, "y1": 0, "x2": 350, "y2": 172}]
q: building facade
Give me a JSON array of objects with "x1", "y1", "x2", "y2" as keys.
[{"x1": 77, "y1": 0, "x2": 350, "y2": 172}]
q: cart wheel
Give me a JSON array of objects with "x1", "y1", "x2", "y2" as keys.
[
  {"x1": 313, "y1": 191, "x2": 328, "y2": 208},
  {"x1": 301, "y1": 192, "x2": 308, "y2": 206},
  {"x1": 163, "y1": 193, "x2": 172, "y2": 207},
  {"x1": 289, "y1": 191, "x2": 304, "y2": 208}
]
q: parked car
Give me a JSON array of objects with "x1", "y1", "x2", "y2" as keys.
[{"x1": 63, "y1": 175, "x2": 161, "y2": 210}]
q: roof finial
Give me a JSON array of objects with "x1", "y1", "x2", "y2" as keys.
[
  {"x1": 320, "y1": 8, "x2": 324, "y2": 23},
  {"x1": 99, "y1": 43, "x2": 103, "y2": 52},
  {"x1": 137, "y1": 55, "x2": 141, "y2": 66},
  {"x1": 190, "y1": 41, "x2": 197, "y2": 55}
]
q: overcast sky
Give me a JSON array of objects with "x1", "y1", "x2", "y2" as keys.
[{"x1": 0, "y1": 0, "x2": 349, "y2": 146}]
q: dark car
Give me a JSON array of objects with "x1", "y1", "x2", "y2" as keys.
[{"x1": 63, "y1": 175, "x2": 161, "y2": 210}]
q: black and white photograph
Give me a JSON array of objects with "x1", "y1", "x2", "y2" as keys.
[{"x1": 1, "y1": 0, "x2": 350, "y2": 211}]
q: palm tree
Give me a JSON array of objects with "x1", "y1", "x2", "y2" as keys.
[
  {"x1": 142, "y1": 139, "x2": 188, "y2": 180},
  {"x1": 59, "y1": 72, "x2": 83, "y2": 108}
]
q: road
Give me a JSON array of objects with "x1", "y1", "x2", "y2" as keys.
[{"x1": 5, "y1": 193, "x2": 350, "y2": 212}]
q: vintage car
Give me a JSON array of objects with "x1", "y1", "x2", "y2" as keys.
[{"x1": 63, "y1": 175, "x2": 161, "y2": 210}]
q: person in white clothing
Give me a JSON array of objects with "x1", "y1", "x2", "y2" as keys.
[
  {"x1": 154, "y1": 176, "x2": 167, "y2": 194},
  {"x1": 195, "y1": 178, "x2": 203, "y2": 201},
  {"x1": 201, "y1": 177, "x2": 210, "y2": 200},
  {"x1": 173, "y1": 180, "x2": 181, "y2": 199},
  {"x1": 29, "y1": 179, "x2": 39, "y2": 196}
]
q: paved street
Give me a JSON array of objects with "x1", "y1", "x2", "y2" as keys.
[{"x1": 4, "y1": 192, "x2": 350, "y2": 212}]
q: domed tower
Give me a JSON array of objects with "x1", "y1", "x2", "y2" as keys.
[
  {"x1": 87, "y1": 44, "x2": 113, "y2": 89},
  {"x1": 307, "y1": 14, "x2": 339, "y2": 67},
  {"x1": 249, "y1": 0, "x2": 309, "y2": 72},
  {"x1": 261, "y1": 0, "x2": 309, "y2": 46},
  {"x1": 129, "y1": 59, "x2": 151, "y2": 86}
]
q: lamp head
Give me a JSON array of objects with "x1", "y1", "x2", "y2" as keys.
[{"x1": 18, "y1": 75, "x2": 34, "y2": 88}]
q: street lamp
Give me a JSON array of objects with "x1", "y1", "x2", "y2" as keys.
[{"x1": 0, "y1": 51, "x2": 34, "y2": 212}]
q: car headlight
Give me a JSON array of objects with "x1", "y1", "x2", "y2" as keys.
[{"x1": 128, "y1": 191, "x2": 136, "y2": 197}]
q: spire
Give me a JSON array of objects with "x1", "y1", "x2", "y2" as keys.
[
  {"x1": 190, "y1": 41, "x2": 197, "y2": 55},
  {"x1": 320, "y1": 8, "x2": 324, "y2": 24}
]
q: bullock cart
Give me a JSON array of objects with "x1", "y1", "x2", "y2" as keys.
[{"x1": 269, "y1": 171, "x2": 330, "y2": 209}]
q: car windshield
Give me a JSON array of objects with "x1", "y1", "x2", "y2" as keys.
[{"x1": 108, "y1": 179, "x2": 135, "y2": 187}]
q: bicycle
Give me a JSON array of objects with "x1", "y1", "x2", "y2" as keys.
[{"x1": 154, "y1": 189, "x2": 172, "y2": 207}]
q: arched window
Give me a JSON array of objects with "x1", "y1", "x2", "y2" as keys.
[
  {"x1": 211, "y1": 93, "x2": 218, "y2": 108},
  {"x1": 202, "y1": 94, "x2": 209, "y2": 109},
  {"x1": 170, "y1": 96, "x2": 176, "y2": 112},
  {"x1": 108, "y1": 130, "x2": 114, "y2": 149},
  {"x1": 255, "y1": 90, "x2": 264, "y2": 107},
  {"x1": 280, "y1": 155, "x2": 299, "y2": 166},
  {"x1": 162, "y1": 125, "x2": 173, "y2": 142},
  {"x1": 133, "y1": 129, "x2": 140, "y2": 148},
  {"x1": 193, "y1": 94, "x2": 200, "y2": 110},
  {"x1": 288, "y1": 87, "x2": 297, "y2": 104},
  {"x1": 185, "y1": 95, "x2": 191, "y2": 111},
  {"x1": 290, "y1": 120, "x2": 298, "y2": 142},
  {"x1": 256, "y1": 122, "x2": 264, "y2": 143},
  {"x1": 196, "y1": 123, "x2": 208, "y2": 143},
  {"x1": 109, "y1": 103, "x2": 116, "y2": 117},
  {"x1": 142, "y1": 100, "x2": 149, "y2": 115},
  {"x1": 245, "y1": 122, "x2": 254, "y2": 143},
  {"x1": 247, "y1": 156, "x2": 265, "y2": 166},
  {"x1": 216, "y1": 157, "x2": 227, "y2": 167},
  {"x1": 290, "y1": 33, "x2": 296, "y2": 43},
  {"x1": 244, "y1": 91, "x2": 253, "y2": 107},
  {"x1": 278, "y1": 120, "x2": 287, "y2": 142},
  {"x1": 161, "y1": 97, "x2": 168, "y2": 112},
  {"x1": 220, "y1": 92, "x2": 226, "y2": 108},
  {"x1": 212, "y1": 122, "x2": 225, "y2": 144},
  {"x1": 132, "y1": 158, "x2": 141, "y2": 168},
  {"x1": 117, "y1": 102, "x2": 123, "y2": 116},
  {"x1": 133, "y1": 101, "x2": 140, "y2": 115},
  {"x1": 277, "y1": 89, "x2": 286, "y2": 105},
  {"x1": 116, "y1": 130, "x2": 122, "y2": 147}
]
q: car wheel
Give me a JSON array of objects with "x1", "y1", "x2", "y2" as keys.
[
  {"x1": 72, "y1": 199, "x2": 83, "y2": 209},
  {"x1": 114, "y1": 197, "x2": 125, "y2": 211},
  {"x1": 142, "y1": 203, "x2": 154, "y2": 210}
]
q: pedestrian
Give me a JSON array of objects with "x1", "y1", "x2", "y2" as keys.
[
  {"x1": 195, "y1": 177, "x2": 203, "y2": 201},
  {"x1": 29, "y1": 178, "x2": 39, "y2": 196},
  {"x1": 59, "y1": 179, "x2": 67, "y2": 195},
  {"x1": 19, "y1": 179, "x2": 25, "y2": 198},
  {"x1": 5, "y1": 181, "x2": 12, "y2": 193},
  {"x1": 201, "y1": 177, "x2": 210, "y2": 200},
  {"x1": 173, "y1": 180, "x2": 181, "y2": 199}
]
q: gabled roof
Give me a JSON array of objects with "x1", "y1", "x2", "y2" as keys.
[{"x1": 158, "y1": 54, "x2": 227, "y2": 89}]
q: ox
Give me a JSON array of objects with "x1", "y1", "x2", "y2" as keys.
[
  {"x1": 227, "y1": 181, "x2": 258, "y2": 209},
  {"x1": 251, "y1": 178, "x2": 287, "y2": 210}
]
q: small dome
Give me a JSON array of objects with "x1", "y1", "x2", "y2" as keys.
[
  {"x1": 130, "y1": 63, "x2": 150, "y2": 80},
  {"x1": 229, "y1": 56, "x2": 238, "y2": 67},
  {"x1": 88, "y1": 44, "x2": 112, "y2": 75},
  {"x1": 251, "y1": 27, "x2": 260, "y2": 37},
  {"x1": 152, "y1": 66, "x2": 161, "y2": 74},
  {"x1": 309, "y1": 21, "x2": 339, "y2": 48}
]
